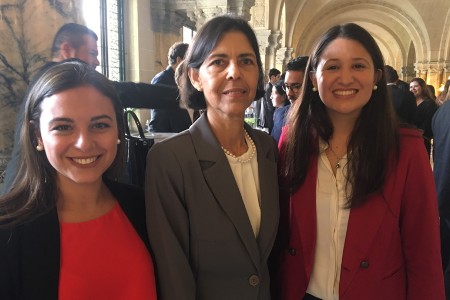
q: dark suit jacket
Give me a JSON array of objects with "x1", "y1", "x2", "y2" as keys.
[
  {"x1": 0, "y1": 180, "x2": 149, "y2": 300},
  {"x1": 149, "y1": 66, "x2": 192, "y2": 132},
  {"x1": 274, "y1": 128, "x2": 444, "y2": 300},
  {"x1": 146, "y1": 113, "x2": 279, "y2": 300},
  {"x1": 2, "y1": 60, "x2": 180, "y2": 194},
  {"x1": 257, "y1": 83, "x2": 275, "y2": 132},
  {"x1": 387, "y1": 84, "x2": 417, "y2": 125},
  {"x1": 432, "y1": 101, "x2": 450, "y2": 218},
  {"x1": 271, "y1": 104, "x2": 290, "y2": 144}
]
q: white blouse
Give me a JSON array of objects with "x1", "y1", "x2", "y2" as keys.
[
  {"x1": 223, "y1": 134, "x2": 261, "y2": 237},
  {"x1": 306, "y1": 140, "x2": 350, "y2": 300}
]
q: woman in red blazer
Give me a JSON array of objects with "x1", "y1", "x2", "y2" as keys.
[{"x1": 273, "y1": 23, "x2": 444, "y2": 300}]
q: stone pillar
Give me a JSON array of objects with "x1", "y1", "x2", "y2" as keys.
[
  {"x1": 183, "y1": 0, "x2": 256, "y2": 28},
  {"x1": 253, "y1": 29, "x2": 270, "y2": 70},
  {"x1": 276, "y1": 47, "x2": 294, "y2": 71},
  {"x1": 401, "y1": 65, "x2": 415, "y2": 82}
]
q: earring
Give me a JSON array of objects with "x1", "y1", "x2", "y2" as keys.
[
  {"x1": 373, "y1": 85, "x2": 378, "y2": 91},
  {"x1": 117, "y1": 139, "x2": 121, "y2": 145},
  {"x1": 36, "y1": 144, "x2": 44, "y2": 151},
  {"x1": 312, "y1": 87, "x2": 317, "y2": 92}
]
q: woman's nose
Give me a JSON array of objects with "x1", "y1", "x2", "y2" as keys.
[
  {"x1": 226, "y1": 61, "x2": 241, "y2": 80},
  {"x1": 74, "y1": 131, "x2": 94, "y2": 150}
]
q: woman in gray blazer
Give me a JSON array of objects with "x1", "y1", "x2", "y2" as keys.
[{"x1": 145, "y1": 15, "x2": 279, "y2": 300}]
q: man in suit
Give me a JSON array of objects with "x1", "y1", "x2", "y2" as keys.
[
  {"x1": 149, "y1": 42, "x2": 192, "y2": 133},
  {"x1": 256, "y1": 68, "x2": 280, "y2": 133},
  {"x1": 432, "y1": 100, "x2": 450, "y2": 298},
  {"x1": 384, "y1": 65, "x2": 417, "y2": 125},
  {"x1": 2, "y1": 23, "x2": 179, "y2": 194}
]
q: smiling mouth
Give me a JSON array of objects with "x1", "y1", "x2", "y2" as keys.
[
  {"x1": 223, "y1": 89, "x2": 246, "y2": 95},
  {"x1": 72, "y1": 156, "x2": 98, "y2": 165},
  {"x1": 333, "y1": 89, "x2": 357, "y2": 96}
]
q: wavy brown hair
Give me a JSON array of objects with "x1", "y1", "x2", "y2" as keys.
[
  {"x1": 0, "y1": 61, "x2": 125, "y2": 227},
  {"x1": 282, "y1": 23, "x2": 399, "y2": 207}
]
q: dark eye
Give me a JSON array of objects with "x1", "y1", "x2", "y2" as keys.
[
  {"x1": 241, "y1": 58, "x2": 254, "y2": 65},
  {"x1": 92, "y1": 123, "x2": 111, "y2": 130},
  {"x1": 326, "y1": 65, "x2": 338, "y2": 70},
  {"x1": 354, "y1": 63, "x2": 366, "y2": 69},
  {"x1": 212, "y1": 59, "x2": 224, "y2": 66},
  {"x1": 53, "y1": 125, "x2": 71, "y2": 131}
]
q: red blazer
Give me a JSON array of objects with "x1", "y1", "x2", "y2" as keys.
[{"x1": 275, "y1": 127, "x2": 444, "y2": 300}]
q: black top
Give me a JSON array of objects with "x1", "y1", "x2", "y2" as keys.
[{"x1": 387, "y1": 84, "x2": 417, "y2": 125}]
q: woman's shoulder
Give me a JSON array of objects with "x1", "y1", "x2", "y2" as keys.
[
  {"x1": 397, "y1": 127, "x2": 429, "y2": 155},
  {"x1": 149, "y1": 131, "x2": 192, "y2": 155}
]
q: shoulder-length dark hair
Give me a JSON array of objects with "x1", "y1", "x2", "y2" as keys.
[
  {"x1": 177, "y1": 14, "x2": 265, "y2": 109},
  {"x1": 410, "y1": 77, "x2": 434, "y2": 100},
  {"x1": 283, "y1": 23, "x2": 399, "y2": 207},
  {"x1": 0, "y1": 60, "x2": 125, "y2": 227}
]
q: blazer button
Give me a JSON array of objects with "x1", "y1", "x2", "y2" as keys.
[
  {"x1": 248, "y1": 274, "x2": 260, "y2": 286},
  {"x1": 288, "y1": 248, "x2": 296, "y2": 256},
  {"x1": 360, "y1": 260, "x2": 369, "y2": 269}
]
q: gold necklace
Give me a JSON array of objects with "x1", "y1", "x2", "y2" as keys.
[
  {"x1": 221, "y1": 130, "x2": 256, "y2": 163},
  {"x1": 328, "y1": 145, "x2": 345, "y2": 169}
]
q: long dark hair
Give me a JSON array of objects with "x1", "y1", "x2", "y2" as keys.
[
  {"x1": 177, "y1": 14, "x2": 265, "y2": 109},
  {"x1": 0, "y1": 61, "x2": 125, "y2": 227},
  {"x1": 283, "y1": 23, "x2": 399, "y2": 207}
]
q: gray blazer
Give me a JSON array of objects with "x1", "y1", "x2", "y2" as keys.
[{"x1": 145, "y1": 113, "x2": 279, "y2": 300}]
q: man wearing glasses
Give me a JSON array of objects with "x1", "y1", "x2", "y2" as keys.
[
  {"x1": 271, "y1": 56, "x2": 308, "y2": 144},
  {"x1": 283, "y1": 56, "x2": 309, "y2": 103}
]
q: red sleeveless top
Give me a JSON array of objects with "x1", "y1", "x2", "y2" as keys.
[{"x1": 58, "y1": 202, "x2": 157, "y2": 299}]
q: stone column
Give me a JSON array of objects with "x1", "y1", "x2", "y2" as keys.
[{"x1": 276, "y1": 47, "x2": 294, "y2": 71}]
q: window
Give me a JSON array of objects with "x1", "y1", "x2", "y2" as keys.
[
  {"x1": 83, "y1": 0, "x2": 125, "y2": 81},
  {"x1": 182, "y1": 25, "x2": 196, "y2": 43}
]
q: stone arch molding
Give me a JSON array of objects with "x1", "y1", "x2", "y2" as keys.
[{"x1": 289, "y1": 1, "x2": 429, "y2": 65}]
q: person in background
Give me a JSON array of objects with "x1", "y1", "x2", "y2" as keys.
[
  {"x1": 432, "y1": 99, "x2": 450, "y2": 298},
  {"x1": 257, "y1": 68, "x2": 281, "y2": 133},
  {"x1": 273, "y1": 23, "x2": 444, "y2": 300},
  {"x1": 150, "y1": 42, "x2": 193, "y2": 132},
  {"x1": 384, "y1": 65, "x2": 417, "y2": 125},
  {"x1": 2, "y1": 22, "x2": 180, "y2": 194},
  {"x1": 146, "y1": 15, "x2": 279, "y2": 300},
  {"x1": 410, "y1": 77, "x2": 438, "y2": 156},
  {"x1": 428, "y1": 84, "x2": 437, "y2": 100},
  {"x1": 283, "y1": 56, "x2": 309, "y2": 104},
  {"x1": 270, "y1": 80, "x2": 289, "y2": 144},
  {"x1": 0, "y1": 61, "x2": 157, "y2": 300}
]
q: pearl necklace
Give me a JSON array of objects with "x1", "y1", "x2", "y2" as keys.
[{"x1": 221, "y1": 130, "x2": 256, "y2": 163}]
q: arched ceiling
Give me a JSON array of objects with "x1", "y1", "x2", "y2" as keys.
[{"x1": 267, "y1": 0, "x2": 450, "y2": 71}]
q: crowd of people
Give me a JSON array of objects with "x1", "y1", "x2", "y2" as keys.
[{"x1": 1, "y1": 14, "x2": 449, "y2": 300}]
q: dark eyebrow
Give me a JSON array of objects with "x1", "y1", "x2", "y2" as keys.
[
  {"x1": 207, "y1": 52, "x2": 256, "y2": 60},
  {"x1": 48, "y1": 117, "x2": 73, "y2": 125},
  {"x1": 48, "y1": 115, "x2": 113, "y2": 125},
  {"x1": 91, "y1": 115, "x2": 113, "y2": 122}
]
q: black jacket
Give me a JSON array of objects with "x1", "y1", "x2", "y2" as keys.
[{"x1": 0, "y1": 180, "x2": 148, "y2": 300}]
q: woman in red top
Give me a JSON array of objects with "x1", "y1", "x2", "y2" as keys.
[
  {"x1": 0, "y1": 60, "x2": 157, "y2": 300},
  {"x1": 272, "y1": 23, "x2": 444, "y2": 300}
]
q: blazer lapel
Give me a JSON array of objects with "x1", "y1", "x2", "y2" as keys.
[
  {"x1": 20, "y1": 209, "x2": 60, "y2": 299},
  {"x1": 189, "y1": 114, "x2": 261, "y2": 269},
  {"x1": 246, "y1": 126, "x2": 279, "y2": 261},
  {"x1": 293, "y1": 155, "x2": 319, "y2": 278}
]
